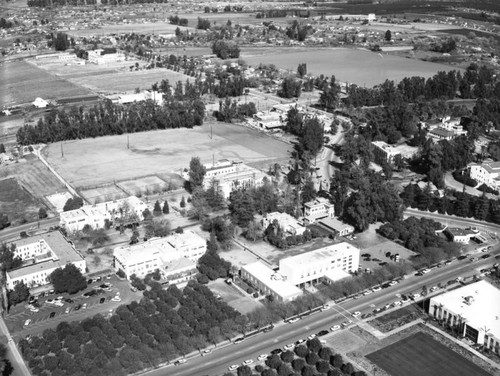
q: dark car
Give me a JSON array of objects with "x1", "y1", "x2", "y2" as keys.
[
  {"x1": 49, "y1": 312, "x2": 56, "y2": 318},
  {"x1": 317, "y1": 330, "x2": 329, "y2": 337},
  {"x1": 99, "y1": 297, "x2": 106, "y2": 304},
  {"x1": 83, "y1": 290, "x2": 97, "y2": 298},
  {"x1": 270, "y1": 348, "x2": 282, "y2": 355},
  {"x1": 87, "y1": 279, "x2": 93, "y2": 285},
  {"x1": 65, "y1": 298, "x2": 74, "y2": 304},
  {"x1": 457, "y1": 255, "x2": 467, "y2": 260},
  {"x1": 233, "y1": 337, "x2": 245, "y2": 344},
  {"x1": 74, "y1": 304, "x2": 82, "y2": 311},
  {"x1": 481, "y1": 254, "x2": 491, "y2": 259},
  {"x1": 379, "y1": 262, "x2": 388, "y2": 266}
]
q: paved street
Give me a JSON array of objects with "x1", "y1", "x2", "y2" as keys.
[{"x1": 141, "y1": 248, "x2": 500, "y2": 376}]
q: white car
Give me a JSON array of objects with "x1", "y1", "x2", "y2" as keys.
[
  {"x1": 111, "y1": 296, "x2": 121, "y2": 302},
  {"x1": 30, "y1": 307, "x2": 39, "y2": 313},
  {"x1": 392, "y1": 301, "x2": 402, "y2": 306},
  {"x1": 24, "y1": 319, "x2": 31, "y2": 326},
  {"x1": 330, "y1": 325, "x2": 341, "y2": 331},
  {"x1": 321, "y1": 304, "x2": 331, "y2": 311},
  {"x1": 389, "y1": 280, "x2": 398, "y2": 286},
  {"x1": 430, "y1": 286, "x2": 438, "y2": 292},
  {"x1": 201, "y1": 349, "x2": 211, "y2": 356},
  {"x1": 242, "y1": 359, "x2": 253, "y2": 366},
  {"x1": 363, "y1": 290, "x2": 372, "y2": 296},
  {"x1": 288, "y1": 317, "x2": 300, "y2": 323},
  {"x1": 228, "y1": 365, "x2": 238, "y2": 371},
  {"x1": 341, "y1": 321, "x2": 352, "y2": 328},
  {"x1": 54, "y1": 301, "x2": 64, "y2": 307},
  {"x1": 412, "y1": 293, "x2": 421, "y2": 299},
  {"x1": 372, "y1": 286, "x2": 382, "y2": 292},
  {"x1": 352, "y1": 311, "x2": 361, "y2": 317},
  {"x1": 283, "y1": 343, "x2": 294, "y2": 350},
  {"x1": 307, "y1": 334, "x2": 317, "y2": 340},
  {"x1": 257, "y1": 354, "x2": 268, "y2": 361}
]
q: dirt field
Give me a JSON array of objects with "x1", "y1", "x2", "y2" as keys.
[
  {"x1": 241, "y1": 47, "x2": 463, "y2": 87},
  {"x1": 117, "y1": 176, "x2": 168, "y2": 196},
  {"x1": 0, "y1": 59, "x2": 92, "y2": 107},
  {"x1": 43, "y1": 122, "x2": 289, "y2": 189},
  {"x1": 79, "y1": 185, "x2": 128, "y2": 204}
]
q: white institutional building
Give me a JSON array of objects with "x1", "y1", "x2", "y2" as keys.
[
  {"x1": 199, "y1": 160, "x2": 267, "y2": 199},
  {"x1": 468, "y1": 160, "x2": 500, "y2": 191},
  {"x1": 6, "y1": 231, "x2": 86, "y2": 290},
  {"x1": 113, "y1": 230, "x2": 206, "y2": 284},
  {"x1": 429, "y1": 280, "x2": 500, "y2": 355},
  {"x1": 60, "y1": 196, "x2": 147, "y2": 233},
  {"x1": 303, "y1": 198, "x2": 335, "y2": 223},
  {"x1": 241, "y1": 242, "x2": 360, "y2": 302}
]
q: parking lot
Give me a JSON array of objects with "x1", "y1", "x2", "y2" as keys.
[{"x1": 5, "y1": 272, "x2": 142, "y2": 340}]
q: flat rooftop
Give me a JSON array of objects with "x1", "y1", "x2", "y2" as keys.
[
  {"x1": 280, "y1": 242, "x2": 359, "y2": 267},
  {"x1": 242, "y1": 262, "x2": 302, "y2": 298},
  {"x1": 319, "y1": 217, "x2": 354, "y2": 232},
  {"x1": 431, "y1": 280, "x2": 500, "y2": 340}
]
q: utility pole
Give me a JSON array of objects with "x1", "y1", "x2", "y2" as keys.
[{"x1": 60, "y1": 142, "x2": 64, "y2": 157}]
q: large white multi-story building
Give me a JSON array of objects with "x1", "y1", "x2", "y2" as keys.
[
  {"x1": 371, "y1": 141, "x2": 418, "y2": 166},
  {"x1": 6, "y1": 231, "x2": 86, "y2": 290},
  {"x1": 88, "y1": 49, "x2": 125, "y2": 64},
  {"x1": 241, "y1": 242, "x2": 360, "y2": 301},
  {"x1": 262, "y1": 212, "x2": 306, "y2": 236},
  {"x1": 60, "y1": 196, "x2": 147, "y2": 233},
  {"x1": 303, "y1": 197, "x2": 335, "y2": 223},
  {"x1": 429, "y1": 280, "x2": 500, "y2": 355},
  {"x1": 199, "y1": 160, "x2": 267, "y2": 199},
  {"x1": 279, "y1": 242, "x2": 360, "y2": 286},
  {"x1": 113, "y1": 230, "x2": 206, "y2": 282},
  {"x1": 468, "y1": 160, "x2": 500, "y2": 191}
]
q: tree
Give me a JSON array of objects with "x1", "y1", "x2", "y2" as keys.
[
  {"x1": 162, "y1": 201, "x2": 170, "y2": 214},
  {"x1": 38, "y1": 207, "x2": 48, "y2": 219},
  {"x1": 189, "y1": 157, "x2": 207, "y2": 189},
  {"x1": 0, "y1": 213, "x2": 9, "y2": 230},
  {"x1": 54, "y1": 32, "x2": 69, "y2": 51},
  {"x1": 297, "y1": 63, "x2": 307, "y2": 78},
  {"x1": 384, "y1": 30, "x2": 392, "y2": 42},
  {"x1": 153, "y1": 201, "x2": 162, "y2": 216},
  {"x1": 0, "y1": 243, "x2": 22, "y2": 271},
  {"x1": 300, "y1": 117, "x2": 324, "y2": 156},
  {"x1": 49, "y1": 263, "x2": 86, "y2": 294},
  {"x1": 63, "y1": 197, "x2": 84, "y2": 212},
  {"x1": 197, "y1": 17, "x2": 211, "y2": 30},
  {"x1": 180, "y1": 196, "x2": 186, "y2": 208},
  {"x1": 212, "y1": 40, "x2": 240, "y2": 59},
  {"x1": 8, "y1": 281, "x2": 30, "y2": 307},
  {"x1": 0, "y1": 144, "x2": 5, "y2": 153},
  {"x1": 278, "y1": 77, "x2": 302, "y2": 98},
  {"x1": 228, "y1": 190, "x2": 256, "y2": 227}
]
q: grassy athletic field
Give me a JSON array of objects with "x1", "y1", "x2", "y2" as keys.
[
  {"x1": 366, "y1": 332, "x2": 492, "y2": 376},
  {"x1": 43, "y1": 122, "x2": 290, "y2": 189}
]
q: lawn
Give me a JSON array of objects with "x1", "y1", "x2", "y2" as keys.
[
  {"x1": 0, "y1": 177, "x2": 40, "y2": 226},
  {"x1": 366, "y1": 332, "x2": 492, "y2": 376},
  {"x1": 0, "y1": 60, "x2": 92, "y2": 107},
  {"x1": 241, "y1": 47, "x2": 463, "y2": 87},
  {"x1": 43, "y1": 122, "x2": 290, "y2": 189}
]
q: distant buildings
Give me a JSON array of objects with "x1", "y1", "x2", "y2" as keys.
[
  {"x1": 303, "y1": 197, "x2": 335, "y2": 223},
  {"x1": 113, "y1": 230, "x2": 206, "y2": 285},
  {"x1": 318, "y1": 217, "x2": 354, "y2": 237},
  {"x1": 32, "y1": 97, "x2": 49, "y2": 108},
  {"x1": 241, "y1": 242, "x2": 360, "y2": 302},
  {"x1": 468, "y1": 160, "x2": 500, "y2": 191},
  {"x1": 6, "y1": 231, "x2": 86, "y2": 290},
  {"x1": 262, "y1": 212, "x2": 306, "y2": 236},
  {"x1": 108, "y1": 91, "x2": 164, "y2": 106},
  {"x1": 60, "y1": 196, "x2": 147, "y2": 233},
  {"x1": 426, "y1": 116, "x2": 467, "y2": 141},
  {"x1": 201, "y1": 160, "x2": 267, "y2": 199},
  {"x1": 429, "y1": 280, "x2": 500, "y2": 355},
  {"x1": 88, "y1": 49, "x2": 125, "y2": 64}
]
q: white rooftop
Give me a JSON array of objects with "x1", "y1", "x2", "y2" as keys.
[
  {"x1": 324, "y1": 268, "x2": 351, "y2": 282},
  {"x1": 280, "y1": 242, "x2": 359, "y2": 267},
  {"x1": 242, "y1": 262, "x2": 302, "y2": 298},
  {"x1": 432, "y1": 280, "x2": 500, "y2": 340},
  {"x1": 166, "y1": 230, "x2": 206, "y2": 249}
]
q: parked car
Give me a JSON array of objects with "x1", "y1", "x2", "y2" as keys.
[
  {"x1": 457, "y1": 255, "x2": 467, "y2": 260},
  {"x1": 74, "y1": 304, "x2": 82, "y2": 311},
  {"x1": 201, "y1": 349, "x2": 211, "y2": 356},
  {"x1": 242, "y1": 359, "x2": 253, "y2": 366},
  {"x1": 65, "y1": 298, "x2": 74, "y2": 304},
  {"x1": 352, "y1": 311, "x2": 361, "y2": 317},
  {"x1": 173, "y1": 359, "x2": 186, "y2": 366},
  {"x1": 111, "y1": 296, "x2": 121, "y2": 302},
  {"x1": 234, "y1": 337, "x2": 245, "y2": 344},
  {"x1": 270, "y1": 349, "x2": 282, "y2": 355},
  {"x1": 372, "y1": 286, "x2": 382, "y2": 292},
  {"x1": 341, "y1": 321, "x2": 352, "y2": 328},
  {"x1": 82, "y1": 303, "x2": 87, "y2": 309},
  {"x1": 49, "y1": 312, "x2": 56, "y2": 318},
  {"x1": 257, "y1": 354, "x2": 268, "y2": 361},
  {"x1": 330, "y1": 325, "x2": 341, "y2": 331},
  {"x1": 228, "y1": 365, "x2": 238, "y2": 371},
  {"x1": 307, "y1": 334, "x2": 316, "y2": 340},
  {"x1": 288, "y1": 317, "x2": 300, "y2": 324},
  {"x1": 481, "y1": 254, "x2": 491, "y2": 259},
  {"x1": 317, "y1": 330, "x2": 329, "y2": 337},
  {"x1": 24, "y1": 319, "x2": 31, "y2": 326},
  {"x1": 65, "y1": 307, "x2": 71, "y2": 314},
  {"x1": 99, "y1": 297, "x2": 106, "y2": 304},
  {"x1": 295, "y1": 339, "x2": 305, "y2": 345},
  {"x1": 283, "y1": 343, "x2": 295, "y2": 350}
]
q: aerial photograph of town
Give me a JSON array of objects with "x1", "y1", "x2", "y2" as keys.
[{"x1": 1, "y1": 0, "x2": 500, "y2": 375}]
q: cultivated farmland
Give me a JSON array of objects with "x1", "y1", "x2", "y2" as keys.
[
  {"x1": 241, "y1": 47, "x2": 463, "y2": 87},
  {"x1": 0, "y1": 60, "x2": 92, "y2": 107},
  {"x1": 43, "y1": 122, "x2": 289, "y2": 189},
  {"x1": 366, "y1": 332, "x2": 492, "y2": 376}
]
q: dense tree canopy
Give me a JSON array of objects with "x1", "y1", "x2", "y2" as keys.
[{"x1": 49, "y1": 264, "x2": 87, "y2": 294}]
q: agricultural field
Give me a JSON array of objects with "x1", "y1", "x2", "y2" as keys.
[
  {"x1": 366, "y1": 332, "x2": 492, "y2": 376},
  {"x1": 0, "y1": 59, "x2": 92, "y2": 108},
  {"x1": 241, "y1": 47, "x2": 463, "y2": 87},
  {"x1": 0, "y1": 177, "x2": 41, "y2": 226},
  {"x1": 79, "y1": 185, "x2": 127, "y2": 204},
  {"x1": 68, "y1": 68, "x2": 192, "y2": 94},
  {"x1": 42, "y1": 121, "x2": 289, "y2": 189}
]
